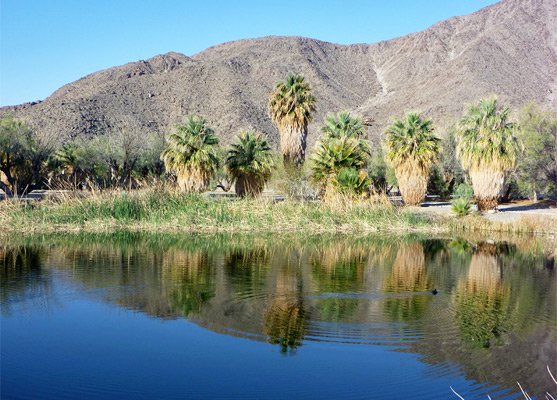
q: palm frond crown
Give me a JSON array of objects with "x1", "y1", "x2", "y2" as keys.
[
  {"x1": 310, "y1": 136, "x2": 370, "y2": 186},
  {"x1": 268, "y1": 73, "x2": 316, "y2": 129},
  {"x1": 226, "y1": 129, "x2": 274, "y2": 180},
  {"x1": 456, "y1": 97, "x2": 522, "y2": 172},
  {"x1": 226, "y1": 129, "x2": 274, "y2": 197},
  {"x1": 384, "y1": 112, "x2": 440, "y2": 174},
  {"x1": 162, "y1": 116, "x2": 220, "y2": 176},
  {"x1": 321, "y1": 111, "x2": 365, "y2": 139}
]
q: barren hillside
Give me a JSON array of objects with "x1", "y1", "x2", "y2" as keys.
[{"x1": 2, "y1": 0, "x2": 555, "y2": 150}]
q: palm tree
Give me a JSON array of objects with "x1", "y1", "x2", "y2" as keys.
[
  {"x1": 321, "y1": 111, "x2": 365, "y2": 139},
  {"x1": 161, "y1": 116, "x2": 219, "y2": 193},
  {"x1": 384, "y1": 112, "x2": 440, "y2": 206},
  {"x1": 268, "y1": 73, "x2": 316, "y2": 166},
  {"x1": 456, "y1": 97, "x2": 522, "y2": 211},
  {"x1": 226, "y1": 129, "x2": 274, "y2": 197},
  {"x1": 310, "y1": 136, "x2": 371, "y2": 196}
]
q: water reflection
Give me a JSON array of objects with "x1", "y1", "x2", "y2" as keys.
[
  {"x1": 454, "y1": 242, "x2": 516, "y2": 348},
  {"x1": 310, "y1": 244, "x2": 367, "y2": 321},
  {"x1": 384, "y1": 242, "x2": 433, "y2": 322},
  {"x1": 1, "y1": 234, "x2": 556, "y2": 398},
  {"x1": 166, "y1": 249, "x2": 216, "y2": 317},
  {"x1": 0, "y1": 246, "x2": 55, "y2": 315},
  {"x1": 263, "y1": 264, "x2": 306, "y2": 354}
]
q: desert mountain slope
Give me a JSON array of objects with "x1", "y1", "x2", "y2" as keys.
[{"x1": 2, "y1": 0, "x2": 556, "y2": 149}]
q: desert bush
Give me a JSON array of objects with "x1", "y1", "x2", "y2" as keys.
[
  {"x1": 428, "y1": 125, "x2": 466, "y2": 199},
  {"x1": 451, "y1": 197, "x2": 471, "y2": 217},
  {"x1": 367, "y1": 148, "x2": 397, "y2": 195},
  {"x1": 453, "y1": 183, "x2": 474, "y2": 201},
  {"x1": 0, "y1": 115, "x2": 56, "y2": 194},
  {"x1": 515, "y1": 103, "x2": 557, "y2": 200}
]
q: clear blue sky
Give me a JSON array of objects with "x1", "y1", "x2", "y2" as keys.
[{"x1": 1, "y1": 0, "x2": 498, "y2": 107}]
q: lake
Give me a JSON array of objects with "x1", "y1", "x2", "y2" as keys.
[{"x1": 1, "y1": 233, "x2": 555, "y2": 399}]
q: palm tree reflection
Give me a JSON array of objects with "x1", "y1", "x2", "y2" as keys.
[
  {"x1": 311, "y1": 244, "x2": 366, "y2": 321},
  {"x1": 384, "y1": 242, "x2": 433, "y2": 322},
  {"x1": 455, "y1": 242, "x2": 516, "y2": 348},
  {"x1": 165, "y1": 249, "x2": 216, "y2": 317},
  {"x1": 263, "y1": 265, "x2": 306, "y2": 354}
]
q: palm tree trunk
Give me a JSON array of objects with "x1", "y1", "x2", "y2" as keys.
[
  {"x1": 235, "y1": 174, "x2": 263, "y2": 198},
  {"x1": 178, "y1": 169, "x2": 210, "y2": 193},
  {"x1": 279, "y1": 124, "x2": 307, "y2": 167},
  {"x1": 469, "y1": 168, "x2": 506, "y2": 211},
  {"x1": 396, "y1": 168, "x2": 428, "y2": 206}
]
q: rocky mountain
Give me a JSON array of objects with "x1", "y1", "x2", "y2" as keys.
[{"x1": 2, "y1": 0, "x2": 556, "y2": 150}]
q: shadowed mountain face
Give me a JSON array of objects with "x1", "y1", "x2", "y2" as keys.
[{"x1": 2, "y1": 0, "x2": 556, "y2": 149}]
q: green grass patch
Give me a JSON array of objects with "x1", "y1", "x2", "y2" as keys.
[{"x1": 1, "y1": 188, "x2": 554, "y2": 237}]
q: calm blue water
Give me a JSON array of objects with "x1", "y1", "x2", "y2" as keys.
[{"x1": 1, "y1": 234, "x2": 555, "y2": 399}]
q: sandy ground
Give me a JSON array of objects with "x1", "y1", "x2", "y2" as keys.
[{"x1": 413, "y1": 199, "x2": 557, "y2": 223}]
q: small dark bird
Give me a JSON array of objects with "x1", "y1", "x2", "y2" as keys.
[{"x1": 431, "y1": 289, "x2": 438, "y2": 295}]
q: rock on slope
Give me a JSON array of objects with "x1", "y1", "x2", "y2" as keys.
[{"x1": 2, "y1": 0, "x2": 556, "y2": 149}]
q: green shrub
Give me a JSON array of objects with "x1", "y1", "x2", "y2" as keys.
[
  {"x1": 452, "y1": 183, "x2": 473, "y2": 201},
  {"x1": 451, "y1": 197, "x2": 471, "y2": 217},
  {"x1": 428, "y1": 165, "x2": 452, "y2": 199},
  {"x1": 331, "y1": 168, "x2": 371, "y2": 196}
]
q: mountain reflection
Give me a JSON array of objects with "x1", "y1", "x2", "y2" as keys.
[{"x1": 1, "y1": 233, "x2": 555, "y2": 397}]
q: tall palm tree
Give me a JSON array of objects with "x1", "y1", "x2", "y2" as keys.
[
  {"x1": 321, "y1": 111, "x2": 365, "y2": 139},
  {"x1": 456, "y1": 97, "x2": 522, "y2": 211},
  {"x1": 384, "y1": 112, "x2": 440, "y2": 206},
  {"x1": 226, "y1": 129, "x2": 274, "y2": 197},
  {"x1": 310, "y1": 136, "x2": 371, "y2": 196},
  {"x1": 268, "y1": 73, "x2": 316, "y2": 166},
  {"x1": 161, "y1": 116, "x2": 219, "y2": 193}
]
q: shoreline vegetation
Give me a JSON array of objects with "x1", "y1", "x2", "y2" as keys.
[
  {"x1": 2, "y1": 73, "x2": 556, "y2": 242},
  {"x1": 1, "y1": 187, "x2": 555, "y2": 239}
]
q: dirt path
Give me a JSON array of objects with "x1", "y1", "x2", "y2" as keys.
[{"x1": 414, "y1": 200, "x2": 557, "y2": 223}]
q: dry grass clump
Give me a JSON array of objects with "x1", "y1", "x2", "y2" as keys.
[{"x1": 446, "y1": 214, "x2": 556, "y2": 235}]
